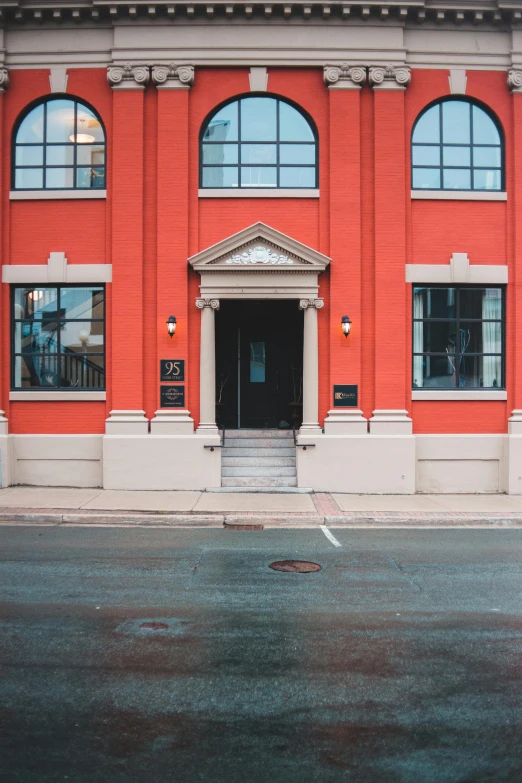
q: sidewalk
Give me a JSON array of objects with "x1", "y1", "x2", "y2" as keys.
[{"x1": 2, "y1": 486, "x2": 522, "y2": 527}]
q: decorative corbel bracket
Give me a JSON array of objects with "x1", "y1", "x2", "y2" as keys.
[
  {"x1": 323, "y1": 64, "x2": 366, "y2": 90},
  {"x1": 508, "y1": 70, "x2": 522, "y2": 93},
  {"x1": 369, "y1": 64, "x2": 411, "y2": 90},
  {"x1": 107, "y1": 63, "x2": 150, "y2": 89},
  {"x1": 152, "y1": 63, "x2": 195, "y2": 89},
  {"x1": 0, "y1": 69, "x2": 9, "y2": 93}
]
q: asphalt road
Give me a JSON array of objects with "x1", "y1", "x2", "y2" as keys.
[{"x1": 1, "y1": 525, "x2": 521, "y2": 783}]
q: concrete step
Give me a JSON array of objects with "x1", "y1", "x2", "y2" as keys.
[
  {"x1": 222, "y1": 447, "x2": 296, "y2": 458},
  {"x1": 224, "y1": 438, "x2": 294, "y2": 449},
  {"x1": 221, "y1": 476, "x2": 298, "y2": 487},
  {"x1": 225, "y1": 429, "x2": 293, "y2": 439},
  {"x1": 207, "y1": 486, "x2": 313, "y2": 493},
  {"x1": 222, "y1": 466, "x2": 297, "y2": 478},
  {"x1": 222, "y1": 456, "x2": 296, "y2": 467}
]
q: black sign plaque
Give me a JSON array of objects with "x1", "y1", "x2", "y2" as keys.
[
  {"x1": 333, "y1": 384, "x2": 358, "y2": 408},
  {"x1": 160, "y1": 360, "x2": 184, "y2": 382},
  {"x1": 160, "y1": 385, "x2": 185, "y2": 408}
]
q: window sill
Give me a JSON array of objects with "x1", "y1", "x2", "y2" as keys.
[
  {"x1": 411, "y1": 190, "x2": 507, "y2": 202},
  {"x1": 10, "y1": 190, "x2": 107, "y2": 201},
  {"x1": 412, "y1": 390, "x2": 507, "y2": 401},
  {"x1": 10, "y1": 391, "x2": 106, "y2": 401},
  {"x1": 198, "y1": 189, "x2": 319, "y2": 199}
]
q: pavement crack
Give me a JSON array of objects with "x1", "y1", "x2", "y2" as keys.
[
  {"x1": 192, "y1": 550, "x2": 204, "y2": 577},
  {"x1": 388, "y1": 554, "x2": 423, "y2": 591}
]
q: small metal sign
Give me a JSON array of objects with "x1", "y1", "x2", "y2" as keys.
[
  {"x1": 160, "y1": 385, "x2": 185, "y2": 408},
  {"x1": 160, "y1": 360, "x2": 184, "y2": 382},
  {"x1": 333, "y1": 384, "x2": 358, "y2": 408}
]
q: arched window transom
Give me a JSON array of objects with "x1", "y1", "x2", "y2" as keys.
[
  {"x1": 411, "y1": 99, "x2": 503, "y2": 192},
  {"x1": 200, "y1": 96, "x2": 317, "y2": 189},
  {"x1": 13, "y1": 98, "x2": 105, "y2": 191}
]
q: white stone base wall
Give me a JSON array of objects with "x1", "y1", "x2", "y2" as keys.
[
  {"x1": 416, "y1": 435, "x2": 506, "y2": 494},
  {"x1": 9, "y1": 435, "x2": 103, "y2": 488}
]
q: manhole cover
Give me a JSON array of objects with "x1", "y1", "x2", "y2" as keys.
[
  {"x1": 269, "y1": 560, "x2": 322, "y2": 573},
  {"x1": 138, "y1": 621, "x2": 169, "y2": 631}
]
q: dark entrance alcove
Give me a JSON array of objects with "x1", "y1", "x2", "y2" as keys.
[{"x1": 215, "y1": 299, "x2": 304, "y2": 429}]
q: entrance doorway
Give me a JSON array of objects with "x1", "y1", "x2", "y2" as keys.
[{"x1": 215, "y1": 300, "x2": 304, "y2": 429}]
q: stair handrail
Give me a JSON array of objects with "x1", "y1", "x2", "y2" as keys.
[
  {"x1": 292, "y1": 423, "x2": 316, "y2": 450},
  {"x1": 204, "y1": 424, "x2": 225, "y2": 451}
]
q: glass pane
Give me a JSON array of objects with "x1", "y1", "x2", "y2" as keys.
[
  {"x1": 15, "y1": 168, "x2": 43, "y2": 189},
  {"x1": 460, "y1": 288, "x2": 502, "y2": 319},
  {"x1": 413, "y1": 287, "x2": 456, "y2": 319},
  {"x1": 443, "y1": 146, "x2": 470, "y2": 167},
  {"x1": 442, "y1": 101, "x2": 471, "y2": 144},
  {"x1": 14, "y1": 287, "x2": 58, "y2": 318},
  {"x1": 472, "y1": 106, "x2": 500, "y2": 145},
  {"x1": 443, "y1": 168, "x2": 471, "y2": 189},
  {"x1": 280, "y1": 167, "x2": 316, "y2": 188},
  {"x1": 61, "y1": 287, "x2": 104, "y2": 320},
  {"x1": 240, "y1": 144, "x2": 277, "y2": 165},
  {"x1": 240, "y1": 166, "x2": 277, "y2": 187},
  {"x1": 77, "y1": 145, "x2": 105, "y2": 166},
  {"x1": 17, "y1": 104, "x2": 44, "y2": 143},
  {"x1": 459, "y1": 322, "x2": 502, "y2": 355},
  {"x1": 419, "y1": 354, "x2": 457, "y2": 388},
  {"x1": 412, "y1": 145, "x2": 440, "y2": 166},
  {"x1": 240, "y1": 97, "x2": 277, "y2": 142},
  {"x1": 203, "y1": 103, "x2": 238, "y2": 142},
  {"x1": 422, "y1": 321, "x2": 458, "y2": 353},
  {"x1": 279, "y1": 102, "x2": 314, "y2": 142},
  {"x1": 201, "y1": 144, "x2": 238, "y2": 165},
  {"x1": 14, "y1": 355, "x2": 59, "y2": 388},
  {"x1": 75, "y1": 105, "x2": 104, "y2": 143},
  {"x1": 61, "y1": 321, "x2": 104, "y2": 352},
  {"x1": 250, "y1": 341, "x2": 265, "y2": 383},
  {"x1": 15, "y1": 321, "x2": 59, "y2": 353},
  {"x1": 60, "y1": 354, "x2": 104, "y2": 389},
  {"x1": 45, "y1": 168, "x2": 74, "y2": 188},
  {"x1": 46, "y1": 99, "x2": 76, "y2": 143},
  {"x1": 201, "y1": 167, "x2": 239, "y2": 188},
  {"x1": 76, "y1": 167, "x2": 104, "y2": 189},
  {"x1": 412, "y1": 105, "x2": 440, "y2": 144},
  {"x1": 279, "y1": 144, "x2": 315, "y2": 164},
  {"x1": 15, "y1": 146, "x2": 43, "y2": 166},
  {"x1": 412, "y1": 168, "x2": 440, "y2": 189},
  {"x1": 474, "y1": 146, "x2": 501, "y2": 168},
  {"x1": 459, "y1": 354, "x2": 502, "y2": 388},
  {"x1": 473, "y1": 169, "x2": 501, "y2": 191},
  {"x1": 46, "y1": 145, "x2": 74, "y2": 166}
]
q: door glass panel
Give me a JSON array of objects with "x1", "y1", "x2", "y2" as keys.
[{"x1": 250, "y1": 341, "x2": 265, "y2": 382}]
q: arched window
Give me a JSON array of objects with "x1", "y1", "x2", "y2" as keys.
[
  {"x1": 13, "y1": 97, "x2": 105, "y2": 191},
  {"x1": 411, "y1": 98, "x2": 503, "y2": 192},
  {"x1": 200, "y1": 96, "x2": 317, "y2": 189}
]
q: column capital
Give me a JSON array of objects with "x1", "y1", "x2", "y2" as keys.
[
  {"x1": 0, "y1": 69, "x2": 9, "y2": 93},
  {"x1": 107, "y1": 63, "x2": 150, "y2": 90},
  {"x1": 152, "y1": 63, "x2": 195, "y2": 89},
  {"x1": 324, "y1": 64, "x2": 366, "y2": 90},
  {"x1": 299, "y1": 298, "x2": 324, "y2": 310},
  {"x1": 369, "y1": 64, "x2": 411, "y2": 91},
  {"x1": 508, "y1": 70, "x2": 522, "y2": 93},
  {"x1": 196, "y1": 298, "x2": 220, "y2": 310}
]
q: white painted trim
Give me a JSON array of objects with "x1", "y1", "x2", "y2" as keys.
[
  {"x1": 198, "y1": 189, "x2": 319, "y2": 199},
  {"x1": 411, "y1": 190, "x2": 507, "y2": 201},
  {"x1": 2, "y1": 252, "x2": 112, "y2": 284},
  {"x1": 10, "y1": 391, "x2": 106, "y2": 401},
  {"x1": 412, "y1": 390, "x2": 507, "y2": 401},
  {"x1": 10, "y1": 190, "x2": 107, "y2": 200},
  {"x1": 406, "y1": 253, "x2": 508, "y2": 284}
]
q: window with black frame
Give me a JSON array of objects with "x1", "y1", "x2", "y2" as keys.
[
  {"x1": 412, "y1": 286, "x2": 504, "y2": 389},
  {"x1": 411, "y1": 99, "x2": 503, "y2": 192},
  {"x1": 12, "y1": 286, "x2": 105, "y2": 390},
  {"x1": 200, "y1": 96, "x2": 317, "y2": 189},
  {"x1": 13, "y1": 98, "x2": 105, "y2": 190}
]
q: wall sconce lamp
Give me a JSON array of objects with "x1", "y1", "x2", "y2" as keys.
[
  {"x1": 341, "y1": 315, "x2": 352, "y2": 338},
  {"x1": 166, "y1": 315, "x2": 177, "y2": 338}
]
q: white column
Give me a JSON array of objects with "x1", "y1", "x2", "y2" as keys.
[
  {"x1": 299, "y1": 298, "x2": 323, "y2": 438},
  {"x1": 196, "y1": 298, "x2": 220, "y2": 436}
]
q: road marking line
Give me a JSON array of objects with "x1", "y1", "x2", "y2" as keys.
[{"x1": 320, "y1": 525, "x2": 342, "y2": 547}]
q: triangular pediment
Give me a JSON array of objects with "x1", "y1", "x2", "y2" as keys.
[{"x1": 188, "y1": 223, "x2": 331, "y2": 272}]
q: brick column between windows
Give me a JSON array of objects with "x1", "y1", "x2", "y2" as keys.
[
  {"x1": 0, "y1": 79, "x2": 9, "y2": 485},
  {"x1": 508, "y1": 82, "x2": 522, "y2": 436}
]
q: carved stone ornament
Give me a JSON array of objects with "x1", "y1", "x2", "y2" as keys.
[
  {"x1": 323, "y1": 64, "x2": 366, "y2": 88},
  {"x1": 223, "y1": 245, "x2": 294, "y2": 265},
  {"x1": 107, "y1": 63, "x2": 150, "y2": 89},
  {"x1": 196, "y1": 298, "x2": 220, "y2": 310},
  {"x1": 508, "y1": 70, "x2": 522, "y2": 92},
  {"x1": 0, "y1": 69, "x2": 9, "y2": 93},
  {"x1": 152, "y1": 63, "x2": 195, "y2": 88},
  {"x1": 299, "y1": 298, "x2": 324, "y2": 310},
  {"x1": 369, "y1": 64, "x2": 411, "y2": 89}
]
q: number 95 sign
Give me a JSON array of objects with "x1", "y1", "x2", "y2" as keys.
[{"x1": 160, "y1": 360, "x2": 185, "y2": 382}]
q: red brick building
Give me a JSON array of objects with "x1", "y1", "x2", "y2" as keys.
[{"x1": 1, "y1": 0, "x2": 521, "y2": 493}]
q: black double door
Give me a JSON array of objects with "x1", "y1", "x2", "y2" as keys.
[{"x1": 215, "y1": 300, "x2": 303, "y2": 429}]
